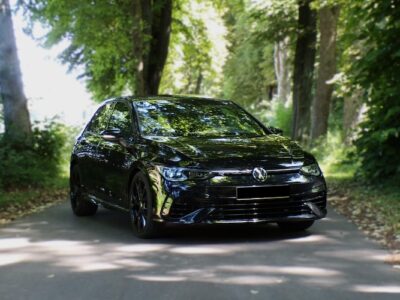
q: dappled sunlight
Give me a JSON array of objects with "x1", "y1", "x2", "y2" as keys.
[
  {"x1": 284, "y1": 234, "x2": 337, "y2": 244},
  {"x1": 218, "y1": 275, "x2": 285, "y2": 286},
  {"x1": 169, "y1": 246, "x2": 230, "y2": 255},
  {"x1": 319, "y1": 217, "x2": 339, "y2": 223},
  {"x1": 217, "y1": 265, "x2": 341, "y2": 277},
  {"x1": 131, "y1": 275, "x2": 186, "y2": 282},
  {"x1": 352, "y1": 285, "x2": 400, "y2": 294},
  {"x1": 0, "y1": 238, "x2": 30, "y2": 250},
  {"x1": 131, "y1": 269, "x2": 287, "y2": 286},
  {"x1": 116, "y1": 244, "x2": 168, "y2": 253},
  {"x1": 300, "y1": 277, "x2": 347, "y2": 288},
  {"x1": 0, "y1": 205, "x2": 399, "y2": 298},
  {"x1": 0, "y1": 253, "x2": 32, "y2": 266},
  {"x1": 315, "y1": 249, "x2": 389, "y2": 262}
]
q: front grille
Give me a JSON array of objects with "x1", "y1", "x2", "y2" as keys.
[{"x1": 168, "y1": 192, "x2": 326, "y2": 221}]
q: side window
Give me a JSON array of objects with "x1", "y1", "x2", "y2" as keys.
[
  {"x1": 87, "y1": 103, "x2": 114, "y2": 134},
  {"x1": 108, "y1": 102, "x2": 133, "y2": 137}
]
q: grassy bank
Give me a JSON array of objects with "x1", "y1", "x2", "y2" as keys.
[
  {"x1": 0, "y1": 177, "x2": 68, "y2": 224},
  {"x1": 0, "y1": 122, "x2": 75, "y2": 224},
  {"x1": 313, "y1": 133, "x2": 400, "y2": 251}
]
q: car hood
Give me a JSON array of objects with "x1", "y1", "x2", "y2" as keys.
[{"x1": 144, "y1": 135, "x2": 306, "y2": 168}]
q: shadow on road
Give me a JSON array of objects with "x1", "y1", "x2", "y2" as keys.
[
  {"x1": 1, "y1": 202, "x2": 399, "y2": 300},
  {"x1": 90, "y1": 207, "x2": 312, "y2": 244}
]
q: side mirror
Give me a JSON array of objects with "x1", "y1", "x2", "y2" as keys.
[
  {"x1": 268, "y1": 127, "x2": 283, "y2": 135},
  {"x1": 100, "y1": 128, "x2": 122, "y2": 142}
]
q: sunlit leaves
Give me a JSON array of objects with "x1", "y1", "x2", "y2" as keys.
[
  {"x1": 160, "y1": 0, "x2": 225, "y2": 96},
  {"x1": 344, "y1": 0, "x2": 400, "y2": 178}
]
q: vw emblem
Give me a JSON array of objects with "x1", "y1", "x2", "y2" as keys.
[{"x1": 252, "y1": 167, "x2": 268, "y2": 182}]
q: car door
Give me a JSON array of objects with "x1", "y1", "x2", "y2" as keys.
[
  {"x1": 97, "y1": 101, "x2": 136, "y2": 208},
  {"x1": 76, "y1": 102, "x2": 114, "y2": 197}
]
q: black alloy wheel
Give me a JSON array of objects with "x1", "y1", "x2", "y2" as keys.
[
  {"x1": 70, "y1": 166, "x2": 98, "y2": 216},
  {"x1": 129, "y1": 172, "x2": 160, "y2": 238}
]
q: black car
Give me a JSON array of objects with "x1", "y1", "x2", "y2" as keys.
[{"x1": 70, "y1": 96, "x2": 327, "y2": 238}]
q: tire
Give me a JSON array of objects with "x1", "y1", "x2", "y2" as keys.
[
  {"x1": 70, "y1": 166, "x2": 98, "y2": 216},
  {"x1": 129, "y1": 172, "x2": 161, "y2": 238},
  {"x1": 277, "y1": 220, "x2": 314, "y2": 231}
]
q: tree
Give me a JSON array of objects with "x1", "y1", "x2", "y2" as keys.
[
  {"x1": 161, "y1": 2, "x2": 213, "y2": 95},
  {"x1": 137, "y1": 0, "x2": 172, "y2": 95},
  {"x1": 20, "y1": 0, "x2": 172, "y2": 99},
  {"x1": 0, "y1": 0, "x2": 32, "y2": 142},
  {"x1": 344, "y1": 0, "x2": 400, "y2": 178},
  {"x1": 291, "y1": 0, "x2": 317, "y2": 140},
  {"x1": 274, "y1": 37, "x2": 291, "y2": 105},
  {"x1": 310, "y1": 4, "x2": 340, "y2": 140},
  {"x1": 222, "y1": 0, "x2": 297, "y2": 106}
]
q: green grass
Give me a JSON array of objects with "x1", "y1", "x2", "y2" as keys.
[
  {"x1": 0, "y1": 176, "x2": 68, "y2": 209},
  {"x1": 306, "y1": 130, "x2": 400, "y2": 236}
]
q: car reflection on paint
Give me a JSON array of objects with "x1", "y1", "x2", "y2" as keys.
[{"x1": 70, "y1": 95, "x2": 327, "y2": 238}]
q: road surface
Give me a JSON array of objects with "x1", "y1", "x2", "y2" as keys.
[{"x1": 0, "y1": 202, "x2": 399, "y2": 300}]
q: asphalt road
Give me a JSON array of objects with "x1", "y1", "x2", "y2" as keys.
[{"x1": 0, "y1": 202, "x2": 399, "y2": 300}]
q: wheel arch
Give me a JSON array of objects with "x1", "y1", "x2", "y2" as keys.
[{"x1": 127, "y1": 164, "x2": 163, "y2": 217}]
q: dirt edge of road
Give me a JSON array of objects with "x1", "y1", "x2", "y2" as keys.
[
  {"x1": 329, "y1": 189, "x2": 400, "y2": 267},
  {"x1": 0, "y1": 188, "x2": 68, "y2": 226}
]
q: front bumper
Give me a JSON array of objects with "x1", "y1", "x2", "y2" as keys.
[{"x1": 148, "y1": 167, "x2": 327, "y2": 225}]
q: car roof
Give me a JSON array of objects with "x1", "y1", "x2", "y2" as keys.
[{"x1": 102, "y1": 95, "x2": 229, "y2": 105}]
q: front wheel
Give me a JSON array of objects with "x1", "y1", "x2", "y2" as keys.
[
  {"x1": 277, "y1": 220, "x2": 314, "y2": 231},
  {"x1": 70, "y1": 166, "x2": 98, "y2": 216},
  {"x1": 129, "y1": 172, "x2": 161, "y2": 238}
]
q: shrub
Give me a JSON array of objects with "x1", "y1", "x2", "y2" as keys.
[
  {"x1": 0, "y1": 121, "x2": 69, "y2": 189},
  {"x1": 251, "y1": 99, "x2": 292, "y2": 137}
]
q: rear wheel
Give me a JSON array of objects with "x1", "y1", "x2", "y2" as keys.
[
  {"x1": 70, "y1": 166, "x2": 98, "y2": 216},
  {"x1": 129, "y1": 172, "x2": 161, "y2": 238},
  {"x1": 277, "y1": 220, "x2": 314, "y2": 231}
]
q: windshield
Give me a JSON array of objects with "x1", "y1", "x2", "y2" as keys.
[{"x1": 135, "y1": 99, "x2": 266, "y2": 138}]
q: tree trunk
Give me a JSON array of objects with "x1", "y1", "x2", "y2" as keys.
[
  {"x1": 146, "y1": 0, "x2": 172, "y2": 95},
  {"x1": 343, "y1": 89, "x2": 364, "y2": 144},
  {"x1": 132, "y1": 0, "x2": 172, "y2": 96},
  {"x1": 311, "y1": 5, "x2": 340, "y2": 140},
  {"x1": 132, "y1": 0, "x2": 146, "y2": 96},
  {"x1": 274, "y1": 37, "x2": 291, "y2": 105},
  {"x1": 194, "y1": 72, "x2": 203, "y2": 94},
  {"x1": 291, "y1": 0, "x2": 317, "y2": 141},
  {"x1": 0, "y1": 0, "x2": 31, "y2": 142}
]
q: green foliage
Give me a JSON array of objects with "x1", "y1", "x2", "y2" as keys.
[
  {"x1": 309, "y1": 129, "x2": 356, "y2": 179},
  {"x1": 249, "y1": 0, "x2": 298, "y2": 42},
  {"x1": 222, "y1": 5, "x2": 274, "y2": 104},
  {"x1": 0, "y1": 121, "x2": 69, "y2": 189},
  {"x1": 270, "y1": 101, "x2": 292, "y2": 137},
  {"x1": 19, "y1": 0, "x2": 136, "y2": 100},
  {"x1": 161, "y1": 1, "x2": 211, "y2": 94},
  {"x1": 343, "y1": 0, "x2": 400, "y2": 178},
  {"x1": 250, "y1": 100, "x2": 292, "y2": 137},
  {"x1": 160, "y1": 0, "x2": 225, "y2": 96},
  {"x1": 222, "y1": 0, "x2": 297, "y2": 106}
]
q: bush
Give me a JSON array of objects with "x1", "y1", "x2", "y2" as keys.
[
  {"x1": 0, "y1": 121, "x2": 69, "y2": 189},
  {"x1": 308, "y1": 130, "x2": 357, "y2": 179},
  {"x1": 251, "y1": 99, "x2": 292, "y2": 137}
]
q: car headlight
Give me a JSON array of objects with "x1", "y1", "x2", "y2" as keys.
[
  {"x1": 300, "y1": 163, "x2": 322, "y2": 176},
  {"x1": 156, "y1": 166, "x2": 212, "y2": 182}
]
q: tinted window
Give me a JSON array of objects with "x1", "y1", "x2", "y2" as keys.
[
  {"x1": 87, "y1": 103, "x2": 114, "y2": 134},
  {"x1": 108, "y1": 102, "x2": 133, "y2": 137},
  {"x1": 135, "y1": 99, "x2": 266, "y2": 138}
]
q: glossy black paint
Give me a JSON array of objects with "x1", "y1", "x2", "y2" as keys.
[{"x1": 70, "y1": 96, "x2": 327, "y2": 226}]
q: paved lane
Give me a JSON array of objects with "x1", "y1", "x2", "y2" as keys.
[{"x1": 0, "y1": 202, "x2": 399, "y2": 300}]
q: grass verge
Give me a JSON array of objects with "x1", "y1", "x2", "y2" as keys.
[
  {"x1": 310, "y1": 132, "x2": 400, "y2": 264},
  {"x1": 0, "y1": 177, "x2": 68, "y2": 225}
]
